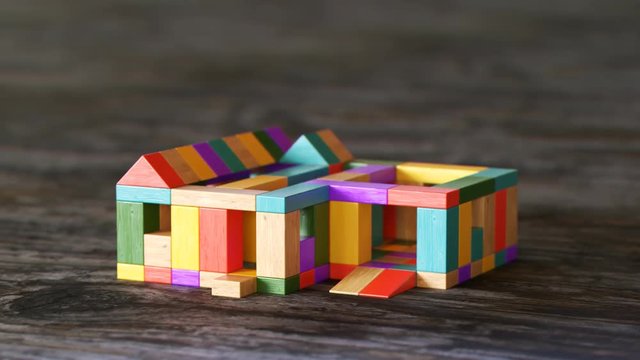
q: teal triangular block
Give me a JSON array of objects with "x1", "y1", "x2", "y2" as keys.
[{"x1": 280, "y1": 135, "x2": 330, "y2": 165}]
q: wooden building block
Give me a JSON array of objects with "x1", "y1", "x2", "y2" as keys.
[
  {"x1": 172, "y1": 185, "x2": 265, "y2": 211},
  {"x1": 345, "y1": 164, "x2": 396, "y2": 183},
  {"x1": 470, "y1": 259, "x2": 483, "y2": 278},
  {"x1": 300, "y1": 206, "x2": 314, "y2": 238},
  {"x1": 328, "y1": 163, "x2": 344, "y2": 174},
  {"x1": 495, "y1": 249, "x2": 506, "y2": 267},
  {"x1": 117, "y1": 153, "x2": 185, "y2": 188},
  {"x1": 218, "y1": 175, "x2": 288, "y2": 191},
  {"x1": 471, "y1": 227, "x2": 483, "y2": 261},
  {"x1": 256, "y1": 182, "x2": 329, "y2": 213},
  {"x1": 229, "y1": 268, "x2": 257, "y2": 277},
  {"x1": 159, "y1": 149, "x2": 201, "y2": 185},
  {"x1": 329, "y1": 263, "x2": 357, "y2": 280},
  {"x1": 395, "y1": 206, "x2": 417, "y2": 241},
  {"x1": 257, "y1": 275, "x2": 300, "y2": 295},
  {"x1": 117, "y1": 263, "x2": 144, "y2": 281},
  {"x1": 172, "y1": 269, "x2": 200, "y2": 287},
  {"x1": 383, "y1": 206, "x2": 397, "y2": 239},
  {"x1": 193, "y1": 142, "x2": 231, "y2": 177},
  {"x1": 329, "y1": 267, "x2": 384, "y2": 295},
  {"x1": 313, "y1": 203, "x2": 330, "y2": 266},
  {"x1": 199, "y1": 208, "x2": 243, "y2": 273},
  {"x1": 210, "y1": 275, "x2": 257, "y2": 298},
  {"x1": 506, "y1": 186, "x2": 518, "y2": 246},
  {"x1": 256, "y1": 211, "x2": 300, "y2": 278},
  {"x1": 253, "y1": 130, "x2": 285, "y2": 160},
  {"x1": 116, "y1": 185, "x2": 171, "y2": 205},
  {"x1": 175, "y1": 145, "x2": 216, "y2": 181},
  {"x1": 144, "y1": 266, "x2": 171, "y2": 284},
  {"x1": 458, "y1": 201, "x2": 472, "y2": 266},
  {"x1": 416, "y1": 207, "x2": 459, "y2": 273},
  {"x1": 388, "y1": 185, "x2": 459, "y2": 209},
  {"x1": 316, "y1": 129, "x2": 353, "y2": 163},
  {"x1": 305, "y1": 132, "x2": 341, "y2": 164},
  {"x1": 329, "y1": 201, "x2": 372, "y2": 265},
  {"x1": 208, "y1": 139, "x2": 246, "y2": 172},
  {"x1": 315, "y1": 264, "x2": 330, "y2": 283},
  {"x1": 267, "y1": 164, "x2": 329, "y2": 185},
  {"x1": 171, "y1": 205, "x2": 199, "y2": 271},
  {"x1": 435, "y1": 176, "x2": 495, "y2": 203},
  {"x1": 479, "y1": 194, "x2": 496, "y2": 256},
  {"x1": 235, "y1": 132, "x2": 275, "y2": 166},
  {"x1": 299, "y1": 269, "x2": 316, "y2": 289},
  {"x1": 457, "y1": 263, "x2": 471, "y2": 284},
  {"x1": 159, "y1": 205, "x2": 171, "y2": 231},
  {"x1": 359, "y1": 269, "x2": 416, "y2": 299},
  {"x1": 396, "y1": 162, "x2": 487, "y2": 185},
  {"x1": 264, "y1": 127, "x2": 293, "y2": 153},
  {"x1": 416, "y1": 270, "x2": 459, "y2": 289},
  {"x1": 372, "y1": 205, "x2": 384, "y2": 247},
  {"x1": 317, "y1": 180, "x2": 394, "y2": 205},
  {"x1": 117, "y1": 201, "x2": 159, "y2": 265},
  {"x1": 223, "y1": 135, "x2": 259, "y2": 169},
  {"x1": 475, "y1": 168, "x2": 518, "y2": 191},
  {"x1": 494, "y1": 189, "x2": 507, "y2": 252},
  {"x1": 199, "y1": 270, "x2": 225, "y2": 288},
  {"x1": 243, "y1": 212, "x2": 256, "y2": 263},
  {"x1": 300, "y1": 236, "x2": 315, "y2": 272},
  {"x1": 318, "y1": 172, "x2": 368, "y2": 182},
  {"x1": 143, "y1": 231, "x2": 171, "y2": 268},
  {"x1": 482, "y1": 254, "x2": 496, "y2": 273}
]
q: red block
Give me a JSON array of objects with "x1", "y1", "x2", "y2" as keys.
[
  {"x1": 329, "y1": 163, "x2": 344, "y2": 174},
  {"x1": 359, "y1": 269, "x2": 416, "y2": 299},
  {"x1": 199, "y1": 208, "x2": 244, "y2": 273},
  {"x1": 299, "y1": 269, "x2": 315, "y2": 289},
  {"x1": 383, "y1": 205, "x2": 397, "y2": 239},
  {"x1": 329, "y1": 263, "x2": 357, "y2": 280},
  {"x1": 495, "y1": 189, "x2": 507, "y2": 251},
  {"x1": 388, "y1": 185, "x2": 459, "y2": 209},
  {"x1": 144, "y1": 266, "x2": 171, "y2": 284},
  {"x1": 117, "y1": 153, "x2": 185, "y2": 188}
]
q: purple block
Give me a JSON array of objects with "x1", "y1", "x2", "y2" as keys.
[
  {"x1": 300, "y1": 236, "x2": 315, "y2": 272},
  {"x1": 458, "y1": 264, "x2": 471, "y2": 283},
  {"x1": 205, "y1": 170, "x2": 251, "y2": 185},
  {"x1": 386, "y1": 251, "x2": 416, "y2": 259},
  {"x1": 193, "y1": 142, "x2": 231, "y2": 176},
  {"x1": 258, "y1": 162, "x2": 294, "y2": 173},
  {"x1": 362, "y1": 261, "x2": 396, "y2": 269},
  {"x1": 506, "y1": 245, "x2": 518, "y2": 263},
  {"x1": 346, "y1": 165, "x2": 396, "y2": 184},
  {"x1": 172, "y1": 269, "x2": 200, "y2": 287},
  {"x1": 314, "y1": 264, "x2": 329, "y2": 283},
  {"x1": 311, "y1": 180, "x2": 394, "y2": 204},
  {"x1": 265, "y1": 127, "x2": 293, "y2": 152}
]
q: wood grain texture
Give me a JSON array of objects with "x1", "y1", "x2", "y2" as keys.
[{"x1": 1, "y1": 0, "x2": 639, "y2": 358}]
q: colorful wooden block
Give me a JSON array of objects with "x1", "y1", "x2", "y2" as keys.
[
  {"x1": 395, "y1": 206, "x2": 417, "y2": 241},
  {"x1": 316, "y1": 129, "x2": 353, "y2": 163},
  {"x1": 416, "y1": 207, "x2": 459, "y2": 273},
  {"x1": 193, "y1": 142, "x2": 231, "y2": 177},
  {"x1": 416, "y1": 270, "x2": 459, "y2": 289},
  {"x1": 475, "y1": 168, "x2": 518, "y2": 191},
  {"x1": 117, "y1": 153, "x2": 185, "y2": 188},
  {"x1": 160, "y1": 149, "x2": 201, "y2": 185},
  {"x1": 208, "y1": 139, "x2": 246, "y2": 172},
  {"x1": 267, "y1": 164, "x2": 329, "y2": 185},
  {"x1": 313, "y1": 202, "x2": 329, "y2": 266},
  {"x1": 470, "y1": 260, "x2": 483, "y2": 278},
  {"x1": 506, "y1": 186, "x2": 518, "y2": 247},
  {"x1": 256, "y1": 182, "x2": 329, "y2": 213},
  {"x1": 117, "y1": 201, "x2": 159, "y2": 265},
  {"x1": 329, "y1": 201, "x2": 372, "y2": 265},
  {"x1": 218, "y1": 175, "x2": 288, "y2": 191},
  {"x1": 172, "y1": 185, "x2": 265, "y2": 211},
  {"x1": 299, "y1": 269, "x2": 316, "y2": 289},
  {"x1": 396, "y1": 162, "x2": 487, "y2": 185},
  {"x1": 329, "y1": 263, "x2": 357, "y2": 280},
  {"x1": 482, "y1": 254, "x2": 496, "y2": 273},
  {"x1": 175, "y1": 145, "x2": 216, "y2": 181},
  {"x1": 144, "y1": 231, "x2": 171, "y2": 268},
  {"x1": 116, "y1": 185, "x2": 171, "y2": 205},
  {"x1": 471, "y1": 227, "x2": 484, "y2": 261},
  {"x1": 315, "y1": 180, "x2": 394, "y2": 205},
  {"x1": 253, "y1": 130, "x2": 285, "y2": 160},
  {"x1": 319, "y1": 171, "x2": 369, "y2": 182},
  {"x1": 330, "y1": 267, "x2": 384, "y2": 295},
  {"x1": 171, "y1": 205, "x2": 199, "y2": 271},
  {"x1": 388, "y1": 185, "x2": 459, "y2": 209},
  {"x1": 144, "y1": 266, "x2": 171, "y2": 284},
  {"x1": 371, "y1": 205, "x2": 384, "y2": 247},
  {"x1": 256, "y1": 211, "x2": 300, "y2": 278},
  {"x1": 458, "y1": 201, "x2": 472, "y2": 266},
  {"x1": 257, "y1": 275, "x2": 300, "y2": 295},
  {"x1": 494, "y1": 189, "x2": 507, "y2": 252},
  {"x1": 243, "y1": 212, "x2": 256, "y2": 263},
  {"x1": 345, "y1": 164, "x2": 396, "y2": 183},
  {"x1": 172, "y1": 269, "x2": 200, "y2": 287},
  {"x1": 358, "y1": 269, "x2": 416, "y2": 299},
  {"x1": 264, "y1": 127, "x2": 293, "y2": 153},
  {"x1": 210, "y1": 275, "x2": 257, "y2": 298},
  {"x1": 235, "y1": 132, "x2": 275, "y2": 166},
  {"x1": 457, "y1": 263, "x2": 471, "y2": 284},
  {"x1": 117, "y1": 263, "x2": 144, "y2": 281},
  {"x1": 223, "y1": 135, "x2": 260, "y2": 169},
  {"x1": 199, "y1": 270, "x2": 225, "y2": 288},
  {"x1": 199, "y1": 208, "x2": 243, "y2": 273},
  {"x1": 435, "y1": 175, "x2": 495, "y2": 203},
  {"x1": 315, "y1": 264, "x2": 330, "y2": 283},
  {"x1": 300, "y1": 236, "x2": 315, "y2": 272}
]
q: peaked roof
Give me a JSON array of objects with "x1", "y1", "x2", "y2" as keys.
[
  {"x1": 118, "y1": 127, "x2": 292, "y2": 188},
  {"x1": 280, "y1": 129, "x2": 353, "y2": 165}
]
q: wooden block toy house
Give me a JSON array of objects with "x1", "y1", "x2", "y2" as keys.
[{"x1": 116, "y1": 127, "x2": 518, "y2": 299}]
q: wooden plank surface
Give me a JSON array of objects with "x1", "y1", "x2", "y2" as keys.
[{"x1": 1, "y1": 0, "x2": 639, "y2": 359}]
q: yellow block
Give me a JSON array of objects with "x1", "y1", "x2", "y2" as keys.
[
  {"x1": 243, "y1": 212, "x2": 256, "y2": 263},
  {"x1": 329, "y1": 201, "x2": 372, "y2": 265},
  {"x1": 229, "y1": 268, "x2": 257, "y2": 277},
  {"x1": 396, "y1": 162, "x2": 487, "y2": 185},
  {"x1": 175, "y1": 145, "x2": 216, "y2": 180},
  {"x1": 117, "y1": 263, "x2": 144, "y2": 281},
  {"x1": 458, "y1": 201, "x2": 472, "y2": 266},
  {"x1": 329, "y1": 267, "x2": 383, "y2": 295},
  {"x1": 171, "y1": 205, "x2": 199, "y2": 271},
  {"x1": 218, "y1": 175, "x2": 288, "y2": 191},
  {"x1": 236, "y1": 132, "x2": 275, "y2": 166},
  {"x1": 482, "y1": 254, "x2": 495, "y2": 273}
]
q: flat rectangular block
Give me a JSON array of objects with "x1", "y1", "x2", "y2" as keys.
[
  {"x1": 330, "y1": 267, "x2": 384, "y2": 295},
  {"x1": 143, "y1": 231, "x2": 171, "y2": 268},
  {"x1": 218, "y1": 175, "x2": 288, "y2": 191},
  {"x1": 223, "y1": 135, "x2": 259, "y2": 169},
  {"x1": 193, "y1": 142, "x2": 231, "y2": 176},
  {"x1": 256, "y1": 182, "x2": 329, "y2": 213},
  {"x1": 256, "y1": 211, "x2": 300, "y2": 278},
  {"x1": 358, "y1": 269, "x2": 416, "y2": 299},
  {"x1": 267, "y1": 164, "x2": 329, "y2": 185},
  {"x1": 236, "y1": 132, "x2": 275, "y2": 166},
  {"x1": 172, "y1": 269, "x2": 200, "y2": 287},
  {"x1": 257, "y1": 275, "x2": 300, "y2": 295},
  {"x1": 172, "y1": 185, "x2": 265, "y2": 211},
  {"x1": 417, "y1": 207, "x2": 459, "y2": 273},
  {"x1": 175, "y1": 145, "x2": 216, "y2": 181},
  {"x1": 314, "y1": 180, "x2": 394, "y2": 205},
  {"x1": 316, "y1": 129, "x2": 353, "y2": 163},
  {"x1": 435, "y1": 175, "x2": 495, "y2": 203},
  {"x1": 388, "y1": 185, "x2": 459, "y2": 209},
  {"x1": 345, "y1": 164, "x2": 396, "y2": 183},
  {"x1": 160, "y1": 149, "x2": 200, "y2": 185},
  {"x1": 416, "y1": 270, "x2": 459, "y2": 289},
  {"x1": 210, "y1": 275, "x2": 257, "y2": 298},
  {"x1": 208, "y1": 139, "x2": 246, "y2": 172},
  {"x1": 396, "y1": 162, "x2": 487, "y2": 185},
  {"x1": 264, "y1": 127, "x2": 293, "y2": 152},
  {"x1": 199, "y1": 208, "x2": 243, "y2": 273},
  {"x1": 144, "y1": 266, "x2": 171, "y2": 284},
  {"x1": 171, "y1": 205, "x2": 199, "y2": 271},
  {"x1": 475, "y1": 168, "x2": 518, "y2": 191},
  {"x1": 117, "y1": 263, "x2": 144, "y2": 281},
  {"x1": 199, "y1": 270, "x2": 225, "y2": 288},
  {"x1": 318, "y1": 171, "x2": 368, "y2": 182},
  {"x1": 116, "y1": 185, "x2": 171, "y2": 204}
]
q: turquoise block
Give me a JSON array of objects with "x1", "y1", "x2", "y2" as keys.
[
  {"x1": 471, "y1": 227, "x2": 484, "y2": 261},
  {"x1": 267, "y1": 164, "x2": 329, "y2": 185},
  {"x1": 116, "y1": 185, "x2": 171, "y2": 205},
  {"x1": 280, "y1": 136, "x2": 329, "y2": 165},
  {"x1": 372, "y1": 205, "x2": 383, "y2": 247},
  {"x1": 256, "y1": 183, "x2": 329, "y2": 213},
  {"x1": 417, "y1": 207, "x2": 459, "y2": 273},
  {"x1": 475, "y1": 168, "x2": 518, "y2": 191},
  {"x1": 495, "y1": 249, "x2": 507, "y2": 267}
]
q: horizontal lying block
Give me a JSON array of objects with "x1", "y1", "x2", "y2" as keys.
[
  {"x1": 144, "y1": 231, "x2": 171, "y2": 268},
  {"x1": 396, "y1": 162, "x2": 486, "y2": 185},
  {"x1": 257, "y1": 275, "x2": 300, "y2": 295},
  {"x1": 416, "y1": 270, "x2": 459, "y2": 289},
  {"x1": 435, "y1": 176, "x2": 495, "y2": 203},
  {"x1": 200, "y1": 270, "x2": 225, "y2": 288},
  {"x1": 117, "y1": 263, "x2": 144, "y2": 281},
  {"x1": 345, "y1": 164, "x2": 396, "y2": 183},
  {"x1": 217, "y1": 175, "x2": 288, "y2": 191},
  {"x1": 172, "y1": 269, "x2": 200, "y2": 287},
  {"x1": 319, "y1": 171, "x2": 368, "y2": 182},
  {"x1": 211, "y1": 275, "x2": 257, "y2": 298},
  {"x1": 230, "y1": 268, "x2": 257, "y2": 277},
  {"x1": 116, "y1": 185, "x2": 171, "y2": 204},
  {"x1": 330, "y1": 267, "x2": 384, "y2": 295},
  {"x1": 312, "y1": 180, "x2": 394, "y2": 205},
  {"x1": 172, "y1": 185, "x2": 265, "y2": 211},
  {"x1": 267, "y1": 164, "x2": 329, "y2": 185},
  {"x1": 144, "y1": 266, "x2": 171, "y2": 284},
  {"x1": 256, "y1": 183, "x2": 329, "y2": 213},
  {"x1": 388, "y1": 185, "x2": 459, "y2": 208},
  {"x1": 475, "y1": 168, "x2": 518, "y2": 191}
]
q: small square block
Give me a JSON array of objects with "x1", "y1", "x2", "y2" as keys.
[
  {"x1": 211, "y1": 275, "x2": 257, "y2": 298},
  {"x1": 315, "y1": 264, "x2": 329, "y2": 283},
  {"x1": 416, "y1": 270, "x2": 459, "y2": 289},
  {"x1": 172, "y1": 269, "x2": 200, "y2": 287},
  {"x1": 299, "y1": 269, "x2": 315, "y2": 289},
  {"x1": 257, "y1": 275, "x2": 300, "y2": 295}
]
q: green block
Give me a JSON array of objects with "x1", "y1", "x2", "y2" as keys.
[
  {"x1": 372, "y1": 249, "x2": 388, "y2": 259},
  {"x1": 257, "y1": 275, "x2": 300, "y2": 295},
  {"x1": 475, "y1": 168, "x2": 518, "y2": 191},
  {"x1": 300, "y1": 206, "x2": 315, "y2": 238},
  {"x1": 495, "y1": 249, "x2": 507, "y2": 267},
  {"x1": 306, "y1": 133, "x2": 340, "y2": 164},
  {"x1": 116, "y1": 202, "x2": 159, "y2": 264},
  {"x1": 471, "y1": 227, "x2": 483, "y2": 261},
  {"x1": 435, "y1": 176, "x2": 495, "y2": 203},
  {"x1": 372, "y1": 205, "x2": 383, "y2": 247},
  {"x1": 254, "y1": 130, "x2": 284, "y2": 160},
  {"x1": 313, "y1": 202, "x2": 329, "y2": 266},
  {"x1": 208, "y1": 139, "x2": 246, "y2": 172}
]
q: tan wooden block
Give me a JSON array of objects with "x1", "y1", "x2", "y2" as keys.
[
  {"x1": 143, "y1": 231, "x2": 171, "y2": 268},
  {"x1": 329, "y1": 267, "x2": 383, "y2": 295},
  {"x1": 218, "y1": 175, "x2": 288, "y2": 191},
  {"x1": 199, "y1": 270, "x2": 225, "y2": 288},
  {"x1": 319, "y1": 172, "x2": 369, "y2": 182},
  {"x1": 416, "y1": 270, "x2": 459, "y2": 289},
  {"x1": 256, "y1": 211, "x2": 300, "y2": 278},
  {"x1": 395, "y1": 206, "x2": 417, "y2": 241},
  {"x1": 506, "y1": 186, "x2": 518, "y2": 246},
  {"x1": 472, "y1": 194, "x2": 495, "y2": 256},
  {"x1": 211, "y1": 275, "x2": 257, "y2": 298},
  {"x1": 171, "y1": 185, "x2": 265, "y2": 211},
  {"x1": 470, "y1": 260, "x2": 483, "y2": 278}
]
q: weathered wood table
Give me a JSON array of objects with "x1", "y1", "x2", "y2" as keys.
[{"x1": 1, "y1": 1, "x2": 639, "y2": 358}]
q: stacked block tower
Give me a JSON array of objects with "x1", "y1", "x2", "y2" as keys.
[{"x1": 116, "y1": 127, "x2": 518, "y2": 299}]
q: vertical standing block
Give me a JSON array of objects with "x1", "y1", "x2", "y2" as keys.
[
  {"x1": 243, "y1": 212, "x2": 256, "y2": 263},
  {"x1": 117, "y1": 263, "x2": 145, "y2": 281},
  {"x1": 472, "y1": 194, "x2": 495, "y2": 257},
  {"x1": 506, "y1": 186, "x2": 518, "y2": 247},
  {"x1": 458, "y1": 201, "x2": 472, "y2": 266},
  {"x1": 313, "y1": 202, "x2": 330, "y2": 266},
  {"x1": 395, "y1": 206, "x2": 417, "y2": 241},
  {"x1": 117, "y1": 201, "x2": 159, "y2": 265},
  {"x1": 494, "y1": 189, "x2": 507, "y2": 252},
  {"x1": 371, "y1": 205, "x2": 384, "y2": 247},
  {"x1": 300, "y1": 236, "x2": 315, "y2": 272},
  {"x1": 256, "y1": 211, "x2": 300, "y2": 278},
  {"x1": 329, "y1": 201, "x2": 372, "y2": 265},
  {"x1": 199, "y1": 208, "x2": 244, "y2": 273},
  {"x1": 171, "y1": 205, "x2": 199, "y2": 271},
  {"x1": 417, "y1": 207, "x2": 459, "y2": 273}
]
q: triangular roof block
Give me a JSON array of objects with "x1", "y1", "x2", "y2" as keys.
[
  {"x1": 280, "y1": 129, "x2": 352, "y2": 165},
  {"x1": 118, "y1": 153, "x2": 185, "y2": 188}
]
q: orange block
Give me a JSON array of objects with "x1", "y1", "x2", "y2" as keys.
[
  {"x1": 144, "y1": 266, "x2": 171, "y2": 284},
  {"x1": 175, "y1": 145, "x2": 216, "y2": 180},
  {"x1": 358, "y1": 269, "x2": 416, "y2": 299},
  {"x1": 299, "y1": 269, "x2": 315, "y2": 289}
]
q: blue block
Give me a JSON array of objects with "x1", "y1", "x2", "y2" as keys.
[
  {"x1": 256, "y1": 183, "x2": 329, "y2": 213},
  {"x1": 267, "y1": 164, "x2": 329, "y2": 185},
  {"x1": 417, "y1": 207, "x2": 459, "y2": 273},
  {"x1": 116, "y1": 185, "x2": 171, "y2": 205},
  {"x1": 475, "y1": 168, "x2": 518, "y2": 191},
  {"x1": 280, "y1": 136, "x2": 329, "y2": 165}
]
